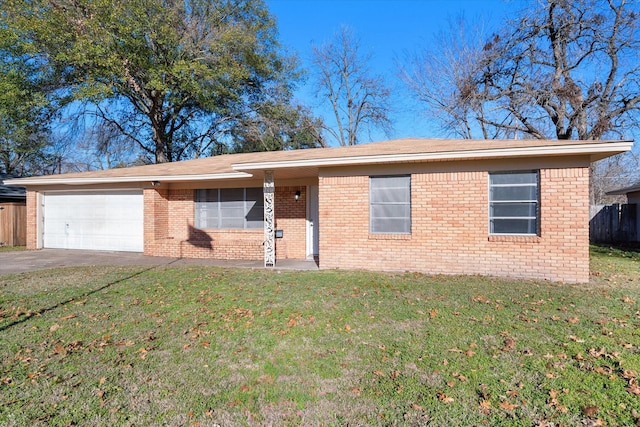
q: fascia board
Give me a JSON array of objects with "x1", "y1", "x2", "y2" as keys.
[
  {"x1": 607, "y1": 184, "x2": 640, "y2": 195},
  {"x1": 4, "y1": 172, "x2": 253, "y2": 186},
  {"x1": 232, "y1": 142, "x2": 634, "y2": 171}
]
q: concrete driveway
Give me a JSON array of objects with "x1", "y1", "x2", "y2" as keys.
[{"x1": 0, "y1": 249, "x2": 318, "y2": 275}]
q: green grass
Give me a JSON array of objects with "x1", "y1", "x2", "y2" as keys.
[
  {"x1": 0, "y1": 248, "x2": 638, "y2": 426},
  {"x1": 0, "y1": 245, "x2": 26, "y2": 252}
]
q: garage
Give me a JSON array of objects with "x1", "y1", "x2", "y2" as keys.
[{"x1": 43, "y1": 190, "x2": 144, "y2": 252}]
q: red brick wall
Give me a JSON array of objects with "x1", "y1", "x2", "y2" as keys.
[
  {"x1": 25, "y1": 190, "x2": 38, "y2": 249},
  {"x1": 144, "y1": 186, "x2": 306, "y2": 260},
  {"x1": 275, "y1": 186, "x2": 307, "y2": 259},
  {"x1": 319, "y1": 167, "x2": 590, "y2": 283}
]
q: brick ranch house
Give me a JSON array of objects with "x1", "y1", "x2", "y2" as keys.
[{"x1": 6, "y1": 138, "x2": 633, "y2": 283}]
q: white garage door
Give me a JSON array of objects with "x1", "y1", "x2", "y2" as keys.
[{"x1": 43, "y1": 190, "x2": 144, "y2": 252}]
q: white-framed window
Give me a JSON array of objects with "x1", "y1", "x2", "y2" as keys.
[
  {"x1": 370, "y1": 175, "x2": 411, "y2": 234},
  {"x1": 195, "y1": 188, "x2": 264, "y2": 229},
  {"x1": 489, "y1": 171, "x2": 539, "y2": 235}
]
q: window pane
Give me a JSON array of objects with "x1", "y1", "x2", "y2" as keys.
[
  {"x1": 371, "y1": 186, "x2": 410, "y2": 203},
  {"x1": 490, "y1": 172, "x2": 537, "y2": 185},
  {"x1": 491, "y1": 218, "x2": 537, "y2": 234},
  {"x1": 371, "y1": 218, "x2": 410, "y2": 234},
  {"x1": 245, "y1": 200, "x2": 264, "y2": 227},
  {"x1": 196, "y1": 189, "x2": 218, "y2": 203},
  {"x1": 371, "y1": 175, "x2": 410, "y2": 190},
  {"x1": 196, "y1": 208, "x2": 217, "y2": 229},
  {"x1": 370, "y1": 176, "x2": 411, "y2": 234},
  {"x1": 489, "y1": 171, "x2": 539, "y2": 235},
  {"x1": 245, "y1": 188, "x2": 264, "y2": 228},
  {"x1": 195, "y1": 189, "x2": 218, "y2": 229},
  {"x1": 371, "y1": 203, "x2": 411, "y2": 220},
  {"x1": 490, "y1": 185, "x2": 537, "y2": 201},
  {"x1": 245, "y1": 188, "x2": 263, "y2": 202},
  {"x1": 491, "y1": 202, "x2": 537, "y2": 217},
  {"x1": 195, "y1": 187, "x2": 264, "y2": 230},
  {"x1": 220, "y1": 188, "x2": 244, "y2": 203}
]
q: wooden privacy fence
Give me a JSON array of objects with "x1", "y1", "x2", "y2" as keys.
[
  {"x1": 0, "y1": 202, "x2": 27, "y2": 247},
  {"x1": 590, "y1": 203, "x2": 638, "y2": 243}
]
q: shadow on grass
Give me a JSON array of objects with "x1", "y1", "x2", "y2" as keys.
[
  {"x1": 591, "y1": 243, "x2": 640, "y2": 259},
  {"x1": 0, "y1": 260, "x2": 179, "y2": 333}
]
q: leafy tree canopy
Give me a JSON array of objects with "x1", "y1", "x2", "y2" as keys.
[
  {"x1": 2, "y1": 0, "x2": 320, "y2": 165},
  {"x1": 0, "y1": 25, "x2": 57, "y2": 175}
]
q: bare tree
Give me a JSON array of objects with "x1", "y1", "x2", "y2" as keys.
[
  {"x1": 312, "y1": 26, "x2": 392, "y2": 146},
  {"x1": 403, "y1": 0, "x2": 640, "y2": 140},
  {"x1": 401, "y1": 0, "x2": 640, "y2": 203},
  {"x1": 399, "y1": 16, "x2": 499, "y2": 139}
]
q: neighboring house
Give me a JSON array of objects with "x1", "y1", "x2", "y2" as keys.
[
  {"x1": 608, "y1": 181, "x2": 640, "y2": 204},
  {"x1": 0, "y1": 174, "x2": 27, "y2": 246},
  {"x1": 0, "y1": 173, "x2": 26, "y2": 203},
  {"x1": 5, "y1": 138, "x2": 633, "y2": 283}
]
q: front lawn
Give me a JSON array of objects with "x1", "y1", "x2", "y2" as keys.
[
  {"x1": 0, "y1": 246, "x2": 26, "y2": 252},
  {"x1": 1, "y1": 248, "x2": 638, "y2": 426}
]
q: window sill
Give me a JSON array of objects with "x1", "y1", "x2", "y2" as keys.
[
  {"x1": 369, "y1": 233, "x2": 412, "y2": 240},
  {"x1": 488, "y1": 235, "x2": 541, "y2": 243}
]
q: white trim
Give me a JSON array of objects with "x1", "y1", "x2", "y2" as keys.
[
  {"x1": 42, "y1": 187, "x2": 143, "y2": 194},
  {"x1": 306, "y1": 185, "x2": 320, "y2": 258},
  {"x1": 488, "y1": 171, "x2": 540, "y2": 236},
  {"x1": 4, "y1": 172, "x2": 253, "y2": 186},
  {"x1": 232, "y1": 142, "x2": 634, "y2": 171}
]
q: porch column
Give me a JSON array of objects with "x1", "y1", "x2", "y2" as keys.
[{"x1": 263, "y1": 170, "x2": 275, "y2": 267}]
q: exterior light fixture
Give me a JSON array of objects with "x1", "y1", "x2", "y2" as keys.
[
  {"x1": 151, "y1": 180, "x2": 161, "y2": 187},
  {"x1": 294, "y1": 190, "x2": 300, "y2": 201}
]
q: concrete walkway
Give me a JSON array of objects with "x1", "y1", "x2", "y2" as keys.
[{"x1": 0, "y1": 249, "x2": 319, "y2": 275}]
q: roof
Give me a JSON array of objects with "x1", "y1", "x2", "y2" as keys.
[
  {"x1": 4, "y1": 138, "x2": 634, "y2": 186},
  {"x1": 607, "y1": 181, "x2": 640, "y2": 196},
  {"x1": 0, "y1": 174, "x2": 26, "y2": 200}
]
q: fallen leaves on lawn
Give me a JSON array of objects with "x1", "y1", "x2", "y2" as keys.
[
  {"x1": 581, "y1": 405, "x2": 598, "y2": 417},
  {"x1": 452, "y1": 372, "x2": 467, "y2": 382},
  {"x1": 502, "y1": 337, "x2": 516, "y2": 352},
  {"x1": 471, "y1": 295, "x2": 491, "y2": 304},
  {"x1": 627, "y1": 379, "x2": 640, "y2": 396},
  {"x1": 436, "y1": 391, "x2": 454, "y2": 403},
  {"x1": 499, "y1": 401, "x2": 518, "y2": 411},
  {"x1": 547, "y1": 389, "x2": 568, "y2": 413}
]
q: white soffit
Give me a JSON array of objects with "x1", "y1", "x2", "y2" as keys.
[
  {"x1": 5, "y1": 172, "x2": 253, "y2": 186},
  {"x1": 231, "y1": 141, "x2": 634, "y2": 171}
]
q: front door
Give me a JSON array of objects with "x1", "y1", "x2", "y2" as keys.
[{"x1": 306, "y1": 185, "x2": 319, "y2": 258}]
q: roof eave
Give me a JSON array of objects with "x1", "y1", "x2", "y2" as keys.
[
  {"x1": 3, "y1": 172, "x2": 253, "y2": 186},
  {"x1": 231, "y1": 141, "x2": 634, "y2": 171},
  {"x1": 607, "y1": 185, "x2": 640, "y2": 195}
]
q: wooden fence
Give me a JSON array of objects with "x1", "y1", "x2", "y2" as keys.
[
  {"x1": 0, "y1": 202, "x2": 26, "y2": 247},
  {"x1": 590, "y1": 203, "x2": 638, "y2": 243}
]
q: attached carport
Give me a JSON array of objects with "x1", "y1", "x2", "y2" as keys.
[{"x1": 42, "y1": 190, "x2": 144, "y2": 252}]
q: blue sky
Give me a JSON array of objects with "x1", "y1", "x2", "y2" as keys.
[{"x1": 266, "y1": 0, "x2": 525, "y2": 143}]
